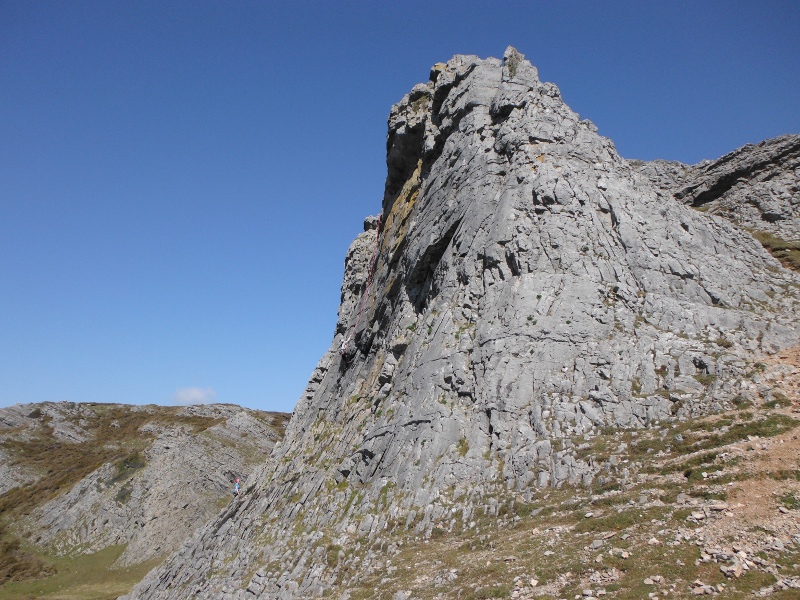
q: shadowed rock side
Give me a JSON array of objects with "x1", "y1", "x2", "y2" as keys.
[
  {"x1": 124, "y1": 48, "x2": 800, "y2": 599},
  {"x1": 631, "y1": 134, "x2": 800, "y2": 242}
]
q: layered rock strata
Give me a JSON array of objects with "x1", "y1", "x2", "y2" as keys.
[
  {"x1": 125, "y1": 48, "x2": 800, "y2": 599},
  {"x1": 631, "y1": 134, "x2": 800, "y2": 242}
]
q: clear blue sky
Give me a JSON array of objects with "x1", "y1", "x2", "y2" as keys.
[{"x1": 1, "y1": 1, "x2": 798, "y2": 413}]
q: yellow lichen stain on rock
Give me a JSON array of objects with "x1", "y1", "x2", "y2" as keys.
[
  {"x1": 410, "y1": 94, "x2": 431, "y2": 114},
  {"x1": 352, "y1": 161, "x2": 423, "y2": 333},
  {"x1": 381, "y1": 159, "x2": 423, "y2": 262},
  {"x1": 430, "y1": 62, "x2": 447, "y2": 83}
]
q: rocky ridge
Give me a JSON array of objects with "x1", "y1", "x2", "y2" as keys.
[
  {"x1": 0, "y1": 401, "x2": 288, "y2": 575},
  {"x1": 631, "y1": 134, "x2": 800, "y2": 244},
  {"x1": 125, "y1": 48, "x2": 800, "y2": 599}
]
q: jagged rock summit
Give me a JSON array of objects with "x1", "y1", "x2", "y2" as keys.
[{"x1": 125, "y1": 47, "x2": 800, "y2": 599}]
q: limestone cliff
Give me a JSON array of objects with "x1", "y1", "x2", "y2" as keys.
[{"x1": 124, "y1": 48, "x2": 800, "y2": 599}]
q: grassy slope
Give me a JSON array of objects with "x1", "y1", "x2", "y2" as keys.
[
  {"x1": 339, "y1": 414, "x2": 799, "y2": 599},
  {"x1": 0, "y1": 544, "x2": 161, "y2": 600}
]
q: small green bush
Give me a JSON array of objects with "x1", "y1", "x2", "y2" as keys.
[
  {"x1": 457, "y1": 438, "x2": 469, "y2": 457},
  {"x1": 115, "y1": 483, "x2": 133, "y2": 504}
]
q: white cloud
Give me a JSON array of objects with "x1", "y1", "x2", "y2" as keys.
[{"x1": 172, "y1": 387, "x2": 217, "y2": 405}]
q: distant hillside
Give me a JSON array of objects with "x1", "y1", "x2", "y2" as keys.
[{"x1": 0, "y1": 401, "x2": 289, "y2": 599}]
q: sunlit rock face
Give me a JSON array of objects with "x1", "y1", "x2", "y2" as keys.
[
  {"x1": 124, "y1": 47, "x2": 800, "y2": 600},
  {"x1": 631, "y1": 133, "x2": 800, "y2": 243}
]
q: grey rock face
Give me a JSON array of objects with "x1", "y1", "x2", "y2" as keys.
[
  {"x1": 631, "y1": 134, "x2": 800, "y2": 242},
  {"x1": 0, "y1": 447, "x2": 28, "y2": 495},
  {"x1": 125, "y1": 48, "x2": 800, "y2": 599}
]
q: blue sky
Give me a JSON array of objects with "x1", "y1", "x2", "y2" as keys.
[{"x1": 1, "y1": 1, "x2": 799, "y2": 413}]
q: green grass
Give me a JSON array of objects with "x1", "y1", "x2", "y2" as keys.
[
  {"x1": 764, "y1": 392, "x2": 791, "y2": 409},
  {"x1": 108, "y1": 451, "x2": 146, "y2": 486},
  {"x1": 465, "y1": 584, "x2": 511, "y2": 599},
  {"x1": 690, "y1": 414, "x2": 797, "y2": 451},
  {"x1": 578, "y1": 414, "x2": 766, "y2": 467},
  {"x1": 769, "y1": 469, "x2": 800, "y2": 481},
  {"x1": 749, "y1": 230, "x2": 800, "y2": 271},
  {"x1": 456, "y1": 438, "x2": 469, "y2": 457},
  {"x1": 778, "y1": 492, "x2": 800, "y2": 510},
  {"x1": 326, "y1": 544, "x2": 342, "y2": 567},
  {"x1": 573, "y1": 505, "x2": 667, "y2": 534},
  {"x1": 694, "y1": 373, "x2": 717, "y2": 386},
  {"x1": 0, "y1": 523, "x2": 54, "y2": 586},
  {"x1": 114, "y1": 484, "x2": 133, "y2": 504},
  {"x1": 0, "y1": 544, "x2": 161, "y2": 600},
  {"x1": 716, "y1": 336, "x2": 734, "y2": 348}
]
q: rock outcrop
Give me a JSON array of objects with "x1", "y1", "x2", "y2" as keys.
[
  {"x1": 631, "y1": 134, "x2": 800, "y2": 242},
  {"x1": 0, "y1": 402, "x2": 288, "y2": 568},
  {"x1": 125, "y1": 48, "x2": 800, "y2": 599}
]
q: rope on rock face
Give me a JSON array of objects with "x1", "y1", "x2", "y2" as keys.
[{"x1": 339, "y1": 216, "x2": 382, "y2": 357}]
